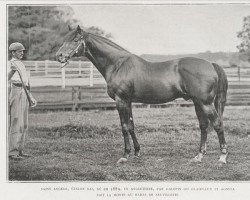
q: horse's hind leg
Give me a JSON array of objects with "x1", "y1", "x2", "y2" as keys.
[
  {"x1": 191, "y1": 102, "x2": 209, "y2": 162},
  {"x1": 201, "y1": 103, "x2": 228, "y2": 164}
]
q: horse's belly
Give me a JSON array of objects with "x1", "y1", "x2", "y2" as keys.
[
  {"x1": 132, "y1": 83, "x2": 181, "y2": 104},
  {"x1": 132, "y1": 96, "x2": 178, "y2": 104}
]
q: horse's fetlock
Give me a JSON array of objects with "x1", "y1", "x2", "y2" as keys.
[
  {"x1": 124, "y1": 148, "x2": 131, "y2": 155},
  {"x1": 220, "y1": 144, "x2": 228, "y2": 154},
  {"x1": 214, "y1": 125, "x2": 223, "y2": 132},
  {"x1": 213, "y1": 120, "x2": 222, "y2": 131},
  {"x1": 135, "y1": 145, "x2": 140, "y2": 152}
]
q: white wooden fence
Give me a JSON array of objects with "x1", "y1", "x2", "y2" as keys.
[
  {"x1": 23, "y1": 60, "x2": 250, "y2": 88},
  {"x1": 23, "y1": 60, "x2": 102, "y2": 88}
]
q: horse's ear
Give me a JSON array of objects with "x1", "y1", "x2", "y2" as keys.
[
  {"x1": 77, "y1": 25, "x2": 81, "y2": 32},
  {"x1": 68, "y1": 25, "x2": 72, "y2": 31}
]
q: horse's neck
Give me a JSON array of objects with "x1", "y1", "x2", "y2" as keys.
[{"x1": 86, "y1": 38, "x2": 130, "y2": 80}]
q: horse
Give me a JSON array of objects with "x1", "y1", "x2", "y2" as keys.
[{"x1": 56, "y1": 25, "x2": 228, "y2": 165}]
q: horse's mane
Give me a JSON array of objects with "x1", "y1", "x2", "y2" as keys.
[{"x1": 85, "y1": 32, "x2": 130, "y2": 53}]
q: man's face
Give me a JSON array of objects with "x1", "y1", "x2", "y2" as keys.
[{"x1": 12, "y1": 50, "x2": 24, "y2": 60}]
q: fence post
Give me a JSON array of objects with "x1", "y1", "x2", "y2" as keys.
[
  {"x1": 35, "y1": 61, "x2": 38, "y2": 72},
  {"x1": 45, "y1": 60, "x2": 48, "y2": 76},
  {"x1": 61, "y1": 66, "x2": 66, "y2": 89},
  {"x1": 72, "y1": 87, "x2": 78, "y2": 111},
  {"x1": 27, "y1": 70, "x2": 31, "y2": 79},
  {"x1": 89, "y1": 63, "x2": 94, "y2": 87},
  {"x1": 78, "y1": 60, "x2": 81, "y2": 77},
  {"x1": 237, "y1": 65, "x2": 241, "y2": 82}
]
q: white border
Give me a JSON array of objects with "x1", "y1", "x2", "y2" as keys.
[{"x1": 1, "y1": 1, "x2": 249, "y2": 200}]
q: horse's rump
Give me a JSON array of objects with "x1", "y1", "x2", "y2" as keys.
[{"x1": 177, "y1": 57, "x2": 218, "y2": 103}]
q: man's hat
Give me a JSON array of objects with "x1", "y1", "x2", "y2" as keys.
[{"x1": 9, "y1": 42, "x2": 26, "y2": 51}]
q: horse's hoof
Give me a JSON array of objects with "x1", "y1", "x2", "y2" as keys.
[
  {"x1": 117, "y1": 157, "x2": 128, "y2": 164},
  {"x1": 189, "y1": 157, "x2": 202, "y2": 163},
  {"x1": 216, "y1": 160, "x2": 226, "y2": 168},
  {"x1": 217, "y1": 155, "x2": 227, "y2": 166},
  {"x1": 189, "y1": 154, "x2": 203, "y2": 163}
]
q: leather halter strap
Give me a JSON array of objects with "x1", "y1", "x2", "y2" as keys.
[
  {"x1": 61, "y1": 33, "x2": 89, "y2": 68},
  {"x1": 68, "y1": 36, "x2": 85, "y2": 57}
]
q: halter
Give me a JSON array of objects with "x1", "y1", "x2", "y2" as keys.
[
  {"x1": 68, "y1": 35, "x2": 86, "y2": 58},
  {"x1": 60, "y1": 34, "x2": 87, "y2": 68}
]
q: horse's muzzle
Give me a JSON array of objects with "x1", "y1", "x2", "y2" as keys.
[{"x1": 56, "y1": 52, "x2": 69, "y2": 63}]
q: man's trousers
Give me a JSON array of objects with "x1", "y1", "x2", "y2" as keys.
[{"x1": 8, "y1": 85, "x2": 29, "y2": 156}]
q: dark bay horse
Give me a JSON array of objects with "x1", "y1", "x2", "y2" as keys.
[{"x1": 56, "y1": 25, "x2": 228, "y2": 165}]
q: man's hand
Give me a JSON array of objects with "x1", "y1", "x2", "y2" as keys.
[
  {"x1": 29, "y1": 93, "x2": 37, "y2": 108},
  {"x1": 31, "y1": 98, "x2": 37, "y2": 108}
]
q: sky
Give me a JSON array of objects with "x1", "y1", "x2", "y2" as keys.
[{"x1": 71, "y1": 4, "x2": 250, "y2": 55}]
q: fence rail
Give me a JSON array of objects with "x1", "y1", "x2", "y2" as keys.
[
  {"x1": 24, "y1": 60, "x2": 102, "y2": 88},
  {"x1": 24, "y1": 60, "x2": 250, "y2": 88},
  {"x1": 21, "y1": 60, "x2": 250, "y2": 111},
  {"x1": 29, "y1": 81, "x2": 250, "y2": 112}
]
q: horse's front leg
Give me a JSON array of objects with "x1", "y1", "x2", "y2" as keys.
[{"x1": 116, "y1": 96, "x2": 132, "y2": 164}]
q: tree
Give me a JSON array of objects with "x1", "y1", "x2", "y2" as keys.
[
  {"x1": 237, "y1": 16, "x2": 250, "y2": 62},
  {"x1": 8, "y1": 6, "x2": 111, "y2": 60},
  {"x1": 86, "y1": 26, "x2": 113, "y2": 39}
]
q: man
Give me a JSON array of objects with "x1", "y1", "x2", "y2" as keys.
[{"x1": 8, "y1": 42, "x2": 36, "y2": 160}]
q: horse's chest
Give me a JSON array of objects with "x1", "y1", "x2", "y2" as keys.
[{"x1": 107, "y1": 79, "x2": 133, "y2": 100}]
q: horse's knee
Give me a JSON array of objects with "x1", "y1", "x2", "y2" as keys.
[
  {"x1": 201, "y1": 104, "x2": 210, "y2": 114},
  {"x1": 199, "y1": 120, "x2": 209, "y2": 131},
  {"x1": 122, "y1": 124, "x2": 135, "y2": 136},
  {"x1": 121, "y1": 124, "x2": 129, "y2": 134},
  {"x1": 202, "y1": 105, "x2": 214, "y2": 116}
]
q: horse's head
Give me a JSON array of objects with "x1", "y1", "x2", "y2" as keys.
[{"x1": 56, "y1": 25, "x2": 86, "y2": 64}]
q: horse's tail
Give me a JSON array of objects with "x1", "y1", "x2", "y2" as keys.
[{"x1": 212, "y1": 63, "x2": 228, "y2": 117}]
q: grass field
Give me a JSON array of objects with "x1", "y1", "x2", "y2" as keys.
[{"x1": 9, "y1": 106, "x2": 250, "y2": 181}]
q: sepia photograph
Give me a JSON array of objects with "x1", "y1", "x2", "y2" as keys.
[{"x1": 1, "y1": 0, "x2": 250, "y2": 199}]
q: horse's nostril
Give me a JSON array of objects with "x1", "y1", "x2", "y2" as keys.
[{"x1": 56, "y1": 53, "x2": 62, "y2": 59}]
